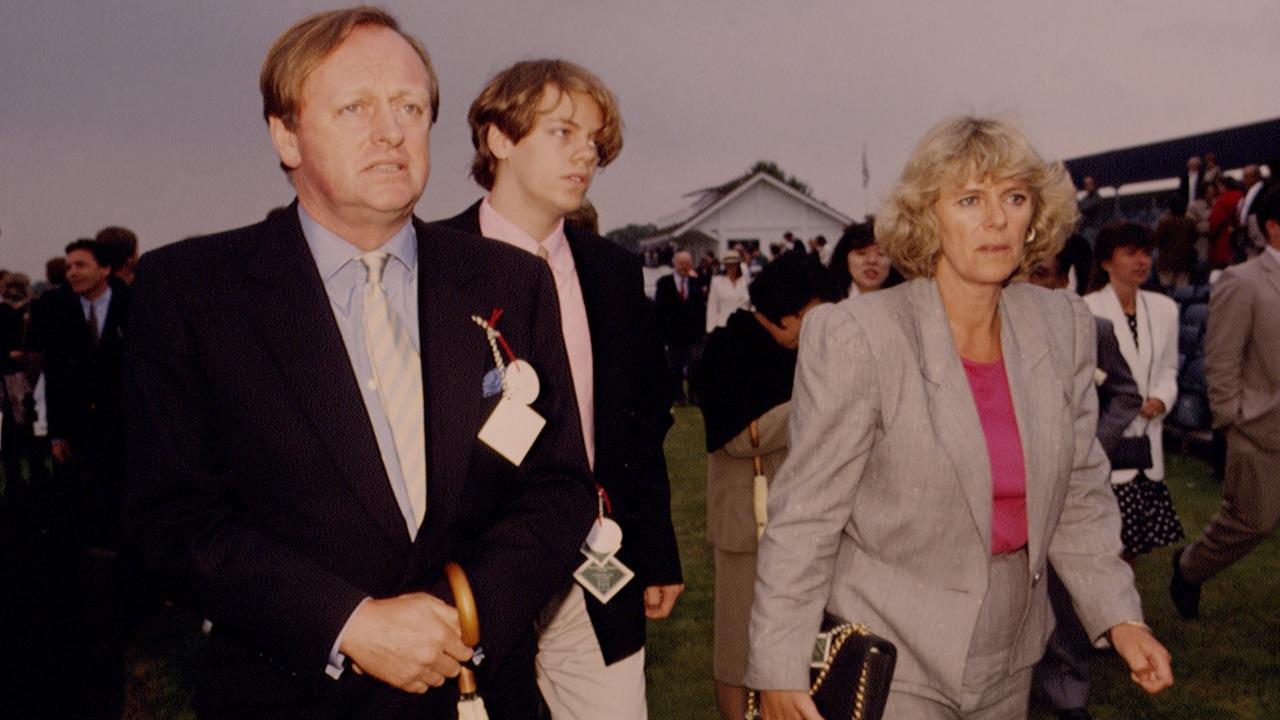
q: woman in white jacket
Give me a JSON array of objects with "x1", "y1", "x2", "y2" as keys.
[
  {"x1": 1083, "y1": 221, "x2": 1185, "y2": 559},
  {"x1": 706, "y1": 250, "x2": 751, "y2": 332}
]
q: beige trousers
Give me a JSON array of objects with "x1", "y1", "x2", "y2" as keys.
[
  {"x1": 1182, "y1": 429, "x2": 1280, "y2": 583},
  {"x1": 536, "y1": 585, "x2": 647, "y2": 719}
]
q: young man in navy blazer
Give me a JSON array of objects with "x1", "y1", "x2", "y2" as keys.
[
  {"x1": 124, "y1": 9, "x2": 594, "y2": 718},
  {"x1": 435, "y1": 59, "x2": 683, "y2": 718}
]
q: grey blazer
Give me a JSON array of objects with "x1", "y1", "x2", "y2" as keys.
[
  {"x1": 745, "y1": 279, "x2": 1142, "y2": 706},
  {"x1": 1205, "y1": 249, "x2": 1280, "y2": 449}
]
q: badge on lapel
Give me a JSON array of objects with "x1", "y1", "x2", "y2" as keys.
[{"x1": 472, "y1": 309, "x2": 546, "y2": 466}]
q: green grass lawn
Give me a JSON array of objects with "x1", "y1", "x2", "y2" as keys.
[
  {"x1": 116, "y1": 408, "x2": 1279, "y2": 718},
  {"x1": 645, "y1": 409, "x2": 1280, "y2": 720}
]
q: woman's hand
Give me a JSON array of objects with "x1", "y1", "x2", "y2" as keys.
[
  {"x1": 759, "y1": 689, "x2": 823, "y2": 720},
  {"x1": 1110, "y1": 623, "x2": 1173, "y2": 694},
  {"x1": 1139, "y1": 397, "x2": 1166, "y2": 419}
]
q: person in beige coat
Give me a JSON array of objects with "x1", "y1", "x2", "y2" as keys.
[
  {"x1": 747, "y1": 117, "x2": 1172, "y2": 720},
  {"x1": 1172, "y1": 186, "x2": 1280, "y2": 618},
  {"x1": 692, "y1": 252, "x2": 826, "y2": 720}
]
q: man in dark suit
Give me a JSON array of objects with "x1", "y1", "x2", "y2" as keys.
[
  {"x1": 124, "y1": 9, "x2": 594, "y2": 719},
  {"x1": 435, "y1": 58, "x2": 682, "y2": 718},
  {"x1": 1174, "y1": 156, "x2": 1202, "y2": 216},
  {"x1": 28, "y1": 240, "x2": 131, "y2": 504},
  {"x1": 1026, "y1": 245, "x2": 1144, "y2": 720},
  {"x1": 21, "y1": 238, "x2": 132, "y2": 719},
  {"x1": 653, "y1": 250, "x2": 706, "y2": 404}
]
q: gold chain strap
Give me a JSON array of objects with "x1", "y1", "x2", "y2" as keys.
[{"x1": 745, "y1": 623, "x2": 877, "y2": 720}]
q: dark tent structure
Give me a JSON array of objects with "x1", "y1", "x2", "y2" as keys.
[{"x1": 1064, "y1": 116, "x2": 1280, "y2": 188}]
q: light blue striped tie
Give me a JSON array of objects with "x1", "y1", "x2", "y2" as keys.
[{"x1": 359, "y1": 252, "x2": 426, "y2": 537}]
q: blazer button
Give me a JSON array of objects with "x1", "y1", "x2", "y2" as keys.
[{"x1": 1032, "y1": 570, "x2": 1043, "y2": 584}]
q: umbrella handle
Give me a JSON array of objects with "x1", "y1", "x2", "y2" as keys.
[
  {"x1": 444, "y1": 562, "x2": 480, "y2": 646},
  {"x1": 445, "y1": 562, "x2": 481, "y2": 695}
]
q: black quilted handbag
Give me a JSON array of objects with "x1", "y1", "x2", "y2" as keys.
[{"x1": 746, "y1": 615, "x2": 897, "y2": 720}]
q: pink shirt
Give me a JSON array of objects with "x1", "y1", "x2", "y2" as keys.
[
  {"x1": 480, "y1": 197, "x2": 596, "y2": 468},
  {"x1": 962, "y1": 357, "x2": 1028, "y2": 554}
]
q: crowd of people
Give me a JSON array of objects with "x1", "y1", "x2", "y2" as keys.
[
  {"x1": 1, "y1": 6, "x2": 1278, "y2": 720},
  {"x1": 1, "y1": 228, "x2": 141, "y2": 718}
]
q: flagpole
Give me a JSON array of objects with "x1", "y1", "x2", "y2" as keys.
[{"x1": 861, "y1": 142, "x2": 870, "y2": 219}]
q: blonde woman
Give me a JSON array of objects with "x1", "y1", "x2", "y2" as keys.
[{"x1": 747, "y1": 117, "x2": 1172, "y2": 719}]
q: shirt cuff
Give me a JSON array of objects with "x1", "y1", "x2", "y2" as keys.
[{"x1": 326, "y1": 597, "x2": 371, "y2": 680}]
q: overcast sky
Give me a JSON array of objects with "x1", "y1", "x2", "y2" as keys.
[{"x1": 2, "y1": 0, "x2": 1278, "y2": 277}]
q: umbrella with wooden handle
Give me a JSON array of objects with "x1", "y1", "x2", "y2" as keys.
[
  {"x1": 749, "y1": 420, "x2": 768, "y2": 540},
  {"x1": 445, "y1": 562, "x2": 489, "y2": 720}
]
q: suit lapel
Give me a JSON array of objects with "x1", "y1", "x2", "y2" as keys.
[
  {"x1": 102, "y1": 285, "x2": 128, "y2": 345},
  {"x1": 912, "y1": 280, "x2": 993, "y2": 552},
  {"x1": 999, "y1": 290, "x2": 1056, "y2": 565},
  {"x1": 411, "y1": 219, "x2": 489, "y2": 556},
  {"x1": 564, "y1": 227, "x2": 612, "y2": 414},
  {"x1": 1098, "y1": 286, "x2": 1145, "y2": 395},
  {"x1": 245, "y1": 205, "x2": 409, "y2": 547},
  {"x1": 1258, "y1": 250, "x2": 1280, "y2": 299}
]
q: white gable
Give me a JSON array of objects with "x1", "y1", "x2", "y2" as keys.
[{"x1": 686, "y1": 175, "x2": 851, "y2": 258}]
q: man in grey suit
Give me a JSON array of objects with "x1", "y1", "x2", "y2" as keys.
[{"x1": 1173, "y1": 186, "x2": 1280, "y2": 618}]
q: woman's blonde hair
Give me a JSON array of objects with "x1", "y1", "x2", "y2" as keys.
[{"x1": 874, "y1": 116, "x2": 1079, "y2": 280}]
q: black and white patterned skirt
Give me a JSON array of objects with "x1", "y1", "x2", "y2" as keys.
[{"x1": 1112, "y1": 473, "x2": 1185, "y2": 557}]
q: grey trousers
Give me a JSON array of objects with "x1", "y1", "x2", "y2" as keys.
[
  {"x1": 1181, "y1": 429, "x2": 1280, "y2": 583},
  {"x1": 883, "y1": 549, "x2": 1034, "y2": 720}
]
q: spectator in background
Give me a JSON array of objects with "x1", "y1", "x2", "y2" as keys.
[
  {"x1": 94, "y1": 226, "x2": 139, "y2": 286},
  {"x1": 1154, "y1": 205, "x2": 1197, "y2": 289},
  {"x1": 1202, "y1": 152, "x2": 1222, "y2": 185},
  {"x1": 23, "y1": 238, "x2": 131, "y2": 719},
  {"x1": 1084, "y1": 222, "x2": 1185, "y2": 561},
  {"x1": 1208, "y1": 177, "x2": 1244, "y2": 269},
  {"x1": 1, "y1": 272, "x2": 37, "y2": 503},
  {"x1": 700, "y1": 249, "x2": 720, "y2": 279},
  {"x1": 1076, "y1": 175, "x2": 1105, "y2": 244},
  {"x1": 32, "y1": 256, "x2": 68, "y2": 297},
  {"x1": 1171, "y1": 186, "x2": 1280, "y2": 619},
  {"x1": 653, "y1": 249, "x2": 706, "y2": 404},
  {"x1": 827, "y1": 221, "x2": 900, "y2": 298},
  {"x1": 807, "y1": 234, "x2": 829, "y2": 263},
  {"x1": 1236, "y1": 165, "x2": 1266, "y2": 257},
  {"x1": 1055, "y1": 233, "x2": 1093, "y2": 295},
  {"x1": 732, "y1": 242, "x2": 762, "y2": 281},
  {"x1": 1027, "y1": 242, "x2": 1144, "y2": 720},
  {"x1": 1175, "y1": 156, "x2": 1202, "y2": 215},
  {"x1": 691, "y1": 252, "x2": 825, "y2": 720},
  {"x1": 706, "y1": 250, "x2": 751, "y2": 332},
  {"x1": 1186, "y1": 181, "x2": 1214, "y2": 266}
]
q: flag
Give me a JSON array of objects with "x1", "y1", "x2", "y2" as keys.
[{"x1": 861, "y1": 143, "x2": 870, "y2": 188}]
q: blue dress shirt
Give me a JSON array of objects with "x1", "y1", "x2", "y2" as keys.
[
  {"x1": 298, "y1": 205, "x2": 422, "y2": 536},
  {"x1": 298, "y1": 206, "x2": 420, "y2": 679}
]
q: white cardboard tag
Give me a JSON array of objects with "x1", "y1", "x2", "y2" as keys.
[{"x1": 478, "y1": 398, "x2": 545, "y2": 466}]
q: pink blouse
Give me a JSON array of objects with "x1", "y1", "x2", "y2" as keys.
[{"x1": 962, "y1": 357, "x2": 1028, "y2": 554}]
